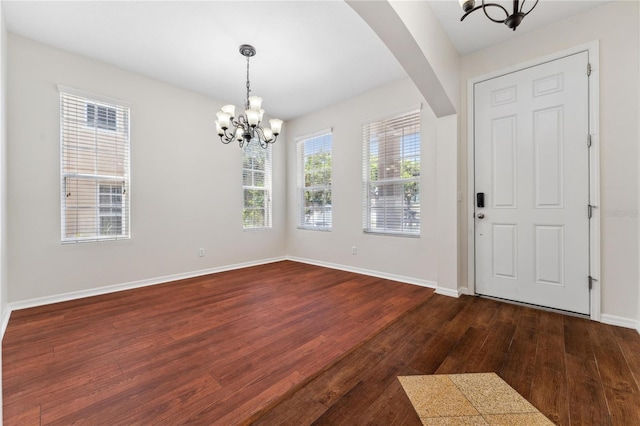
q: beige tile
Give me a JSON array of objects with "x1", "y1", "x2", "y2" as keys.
[
  {"x1": 422, "y1": 415, "x2": 489, "y2": 425},
  {"x1": 398, "y1": 375, "x2": 480, "y2": 418},
  {"x1": 448, "y1": 373, "x2": 537, "y2": 415},
  {"x1": 483, "y1": 413, "x2": 555, "y2": 425}
]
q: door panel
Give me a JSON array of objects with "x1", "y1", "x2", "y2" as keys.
[
  {"x1": 534, "y1": 225, "x2": 564, "y2": 286},
  {"x1": 492, "y1": 116, "x2": 517, "y2": 208},
  {"x1": 533, "y1": 107, "x2": 564, "y2": 208},
  {"x1": 474, "y1": 52, "x2": 590, "y2": 315},
  {"x1": 492, "y1": 224, "x2": 517, "y2": 279}
]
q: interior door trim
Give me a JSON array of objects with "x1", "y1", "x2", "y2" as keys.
[{"x1": 466, "y1": 41, "x2": 601, "y2": 322}]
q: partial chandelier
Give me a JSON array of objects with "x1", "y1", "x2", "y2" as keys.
[
  {"x1": 459, "y1": 0, "x2": 539, "y2": 31},
  {"x1": 215, "y1": 44, "x2": 283, "y2": 149}
]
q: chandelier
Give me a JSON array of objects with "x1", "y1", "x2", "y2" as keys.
[
  {"x1": 459, "y1": 0, "x2": 539, "y2": 31},
  {"x1": 215, "y1": 44, "x2": 283, "y2": 149}
]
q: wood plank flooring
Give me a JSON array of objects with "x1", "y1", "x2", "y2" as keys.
[
  {"x1": 255, "y1": 287, "x2": 640, "y2": 425},
  {"x1": 3, "y1": 261, "x2": 432, "y2": 425},
  {"x1": 4, "y1": 260, "x2": 640, "y2": 425}
]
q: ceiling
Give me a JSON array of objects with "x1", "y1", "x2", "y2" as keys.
[{"x1": 3, "y1": 1, "x2": 611, "y2": 121}]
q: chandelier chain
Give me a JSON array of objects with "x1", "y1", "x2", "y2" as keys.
[{"x1": 245, "y1": 55, "x2": 251, "y2": 110}]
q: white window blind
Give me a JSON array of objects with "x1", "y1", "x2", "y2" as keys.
[
  {"x1": 363, "y1": 109, "x2": 420, "y2": 236},
  {"x1": 60, "y1": 90, "x2": 130, "y2": 242},
  {"x1": 243, "y1": 142, "x2": 272, "y2": 229},
  {"x1": 297, "y1": 130, "x2": 332, "y2": 230}
]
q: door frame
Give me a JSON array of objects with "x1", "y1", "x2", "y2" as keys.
[{"x1": 466, "y1": 41, "x2": 601, "y2": 321}]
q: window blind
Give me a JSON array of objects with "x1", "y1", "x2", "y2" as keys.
[
  {"x1": 60, "y1": 90, "x2": 130, "y2": 242},
  {"x1": 297, "y1": 130, "x2": 332, "y2": 230},
  {"x1": 362, "y1": 109, "x2": 420, "y2": 236},
  {"x1": 242, "y1": 142, "x2": 272, "y2": 229}
]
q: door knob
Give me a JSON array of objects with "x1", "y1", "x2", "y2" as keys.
[{"x1": 477, "y1": 212, "x2": 485, "y2": 219}]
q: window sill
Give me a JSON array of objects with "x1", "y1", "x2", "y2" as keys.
[
  {"x1": 363, "y1": 230, "x2": 420, "y2": 238},
  {"x1": 298, "y1": 226, "x2": 332, "y2": 232},
  {"x1": 62, "y1": 235, "x2": 130, "y2": 244},
  {"x1": 243, "y1": 227, "x2": 273, "y2": 232}
]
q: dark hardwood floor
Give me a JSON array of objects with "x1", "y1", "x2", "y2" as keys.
[
  {"x1": 256, "y1": 288, "x2": 640, "y2": 425},
  {"x1": 4, "y1": 260, "x2": 640, "y2": 425},
  {"x1": 3, "y1": 261, "x2": 431, "y2": 425}
]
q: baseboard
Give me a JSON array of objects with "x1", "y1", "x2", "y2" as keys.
[
  {"x1": 1, "y1": 305, "x2": 11, "y2": 340},
  {"x1": 600, "y1": 313, "x2": 639, "y2": 330},
  {"x1": 435, "y1": 287, "x2": 460, "y2": 298},
  {"x1": 8, "y1": 256, "x2": 287, "y2": 312},
  {"x1": 286, "y1": 256, "x2": 437, "y2": 289},
  {"x1": 4, "y1": 257, "x2": 638, "y2": 335}
]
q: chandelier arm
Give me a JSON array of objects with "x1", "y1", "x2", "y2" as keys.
[
  {"x1": 461, "y1": 2, "x2": 508, "y2": 22},
  {"x1": 481, "y1": 1, "x2": 510, "y2": 24},
  {"x1": 253, "y1": 125, "x2": 276, "y2": 148},
  {"x1": 220, "y1": 125, "x2": 236, "y2": 144},
  {"x1": 237, "y1": 115, "x2": 249, "y2": 127},
  {"x1": 230, "y1": 117, "x2": 245, "y2": 133},
  {"x1": 254, "y1": 125, "x2": 268, "y2": 145},
  {"x1": 521, "y1": 0, "x2": 539, "y2": 17},
  {"x1": 258, "y1": 137, "x2": 268, "y2": 149},
  {"x1": 219, "y1": 130, "x2": 234, "y2": 144}
]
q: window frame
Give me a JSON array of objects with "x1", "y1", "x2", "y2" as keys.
[
  {"x1": 362, "y1": 108, "x2": 421, "y2": 237},
  {"x1": 296, "y1": 129, "x2": 333, "y2": 231},
  {"x1": 59, "y1": 86, "x2": 131, "y2": 243}
]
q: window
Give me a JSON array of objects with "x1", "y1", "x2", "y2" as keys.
[
  {"x1": 243, "y1": 142, "x2": 272, "y2": 229},
  {"x1": 86, "y1": 103, "x2": 117, "y2": 131},
  {"x1": 60, "y1": 88, "x2": 130, "y2": 242},
  {"x1": 363, "y1": 108, "x2": 420, "y2": 236},
  {"x1": 297, "y1": 130, "x2": 332, "y2": 230}
]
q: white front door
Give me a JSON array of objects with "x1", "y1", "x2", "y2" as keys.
[{"x1": 474, "y1": 51, "x2": 590, "y2": 315}]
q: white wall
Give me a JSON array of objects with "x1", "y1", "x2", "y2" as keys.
[
  {"x1": 436, "y1": 114, "x2": 458, "y2": 295},
  {"x1": 7, "y1": 35, "x2": 287, "y2": 304},
  {"x1": 0, "y1": 0, "x2": 7, "y2": 417},
  {"x1": 285, "y1": 78, "x2": 440, "y2": 286},
  {"x1": 459, "y1": 1, "x2": 640, "y2": 323},
  {"x1": 0, "y1": 0, "x2": 7, "y2": 316}
]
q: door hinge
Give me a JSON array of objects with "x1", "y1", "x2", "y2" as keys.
[
  {"x1": 587, "y1": 63, "x2": 592, "y2": 76},
  {"x1": 587, "y1": 134, "x2": 592, "y2": 148},
  {"x1": 588, "y1": 204, "x2": 595, "y2": 219},
  {"x1": 588, "y1": 275, "x2": 597, "y2": 290}
]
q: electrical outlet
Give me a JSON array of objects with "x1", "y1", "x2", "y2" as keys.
[
  {"x1": 351, "y1": 246, "x2": 357, "y2": 255},
  {"x1": 198, "y1": 248, "x2": 205, "y2": 257}
]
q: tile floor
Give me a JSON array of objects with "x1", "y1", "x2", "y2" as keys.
[{"x1": 398, "y1": 373, "x2": 554, "y2": 425}]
